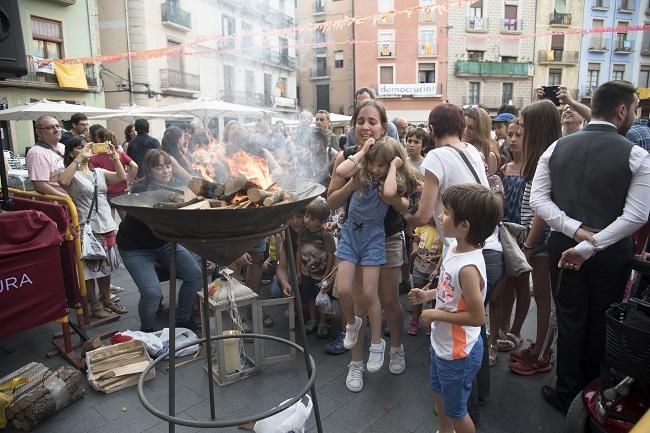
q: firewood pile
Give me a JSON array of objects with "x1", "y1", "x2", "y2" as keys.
[
  {"x1": 86, "y1": 340, "x2": 155, "y2": 394},
  {"x1": 1, "y1": 362, "x2": 84, "y2": 431},
  {"x1": 153, "y1": 176, "x2": 296, "y2": 210}
]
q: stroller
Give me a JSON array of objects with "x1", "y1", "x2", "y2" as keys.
[{"x1": 565, "y1": 259, "x2": 650, "y2": 433}]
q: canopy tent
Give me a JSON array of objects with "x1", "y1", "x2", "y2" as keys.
[
  {"x1": 0, "y1": 99, "x2": 120, "y2": 121},
  {"x1": 88, "y1": 104, "x2": 193, "y2": 121},
  {"x1": 145, "y1": 99, "x2": 271, "y2": 124},
  {"x1": 329, "y1": 113, "x2": 352, "y2": 125}
]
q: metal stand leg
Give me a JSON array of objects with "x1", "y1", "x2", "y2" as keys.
[
  {"x1": 202, "y1": 258, "x2": 216, "y2": 419},
  {"x1": 285, "y1": 228, "x2": 324, "y2": 433},
  {"x1": 168, "y1": 242, "x2": 177, "y2": 433}
]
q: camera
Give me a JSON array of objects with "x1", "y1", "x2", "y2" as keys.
[
  {"x1": 542, "y1": 85, "x2": 561, "y2": 106},
  {"x1": 92, "y1": 142, "x2": 110, "y2": 154}
]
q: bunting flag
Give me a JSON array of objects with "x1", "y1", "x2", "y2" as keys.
[
  {"x1": 28, "y1": 0, "x2": 650, "y2": 68},
  {"x1": 53, "y1": 63, "x2": 88, "y2": 89}
]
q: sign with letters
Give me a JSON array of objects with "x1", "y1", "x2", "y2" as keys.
[{"x1": 378, "y1": 83, "x2": 438, "y2": 96}]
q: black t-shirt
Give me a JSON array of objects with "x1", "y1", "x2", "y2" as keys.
[
  {"x1": 341, "y1": 147, "x2": 404, "y2": 237},
  {"x1": 116, "y1": 182, "x2": 166, "y2": 251},
  {"x1": 126, "y1": 133, "x2": 161, "y2": 177}
]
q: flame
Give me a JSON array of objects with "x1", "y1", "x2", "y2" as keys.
[{"x1": 224, "y1": 150, "x2": 272, "y2": 190}]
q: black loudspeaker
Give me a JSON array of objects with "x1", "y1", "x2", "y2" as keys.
[{"x1": 0, "y1": 0, "x2": 27, "y2": 78}]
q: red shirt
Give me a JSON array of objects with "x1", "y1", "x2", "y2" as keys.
[{"x1": 90, "y1": 150, "x2": 132, "y2": 198}]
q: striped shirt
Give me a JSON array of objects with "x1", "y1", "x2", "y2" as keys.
[{"x1": 520, "y1": 181, "x2": 535, "y2": 229}]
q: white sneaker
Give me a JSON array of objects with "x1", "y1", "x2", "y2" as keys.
[
  {"x1": 343, "y1": 316, "x2": 362, "y2": 349},
  {"x1": 346, "y1": 361, "x2": 365, "y2": 392},
  {"x1": 366, "y1": 338, "x2": 386, "y2": 373},
  {"x1": 388, "y1": 345, "x2": 406, "y2": 375}
]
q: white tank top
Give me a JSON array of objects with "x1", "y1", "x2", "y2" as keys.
[{"x1": 430, "y1": 241, "x2": 487, "y2": 360}]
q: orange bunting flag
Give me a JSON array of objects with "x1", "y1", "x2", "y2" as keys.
[{"x1": 53, "y1": 62, "x2": 88, "y2": 89}]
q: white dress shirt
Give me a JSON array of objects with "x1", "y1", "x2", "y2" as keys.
[{"x1": 530, "y1": 120, "x2": 650, "y2": 259}]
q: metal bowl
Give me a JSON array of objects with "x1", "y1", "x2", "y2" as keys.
[{"x1": 111, "y1": 182, "x2": 325, "y2": 264}]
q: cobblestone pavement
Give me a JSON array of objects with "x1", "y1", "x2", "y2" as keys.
[{"x1": 0, "y1": 268, "x2": 565, "y2": 433}]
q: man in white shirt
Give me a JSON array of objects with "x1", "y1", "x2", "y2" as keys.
[
  {"x1": 530, "y1": 80, "x2": 650, "y2": 414},
  {"x1": 26, "y1": 116, "x2": 67, "y2": 197}
]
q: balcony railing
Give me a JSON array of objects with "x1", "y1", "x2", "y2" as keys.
[
  {"x1": 262, "y1": 51, "x2": 296, "y2": 69},
  {"x1": 272, "y1": 95, "x2": 297, "y2": 109},
  {"x1": 455, "y1": 61, "x2": 531, "y2": 77},
  {"x1": 614, "y1": 38, "x2": 635, "y2": 52},
  {"x1": 588, "y1": 37, "x2": 610, "y2": 51},
  {"x1": 461, "y1": 95, "x2": 526, "y2": 109},
  {"x1": 161, "y1": 1, "x2": 191, "y2": 30},
  {"x1": 311, "y1": 65, "x2": 331, "y2": 78},
  {"x1": 592, "y1": 0, "x2": 609, "y2": 9},
  {"x1": 550, "y1": 11, "x2": 572, "y2": 25},
  {"x1": 501, "y1": 18, "x2": 523, "y2": 33},
  {"x1": 1, "y1": 57, "x2": 97, "y2": 89},
  {"x1": 418, "y1": 40, "x2": 437, "y2": 56},
  {"x1": 262, "y1": 4, "x2": 294, "y2": 27},
  {"x1": 160, "y1": 68, "x2": 200, "y2": 92},
  {"x1": 466, "y1": 16, "x2": 489, "y2": 32},
  {"x1": 537, "y1": 49, "x2": 580, "y2": 64},
  {"x1": 580, "y1": 85, "x2": 598, "y2": 98}
]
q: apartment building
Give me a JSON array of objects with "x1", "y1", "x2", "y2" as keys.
[
  {"x1": 578, "y1": 0, "x2": 643, "y2": 102},
  {"x1": 639, "y1": 0, "x2": 650, "y2": 115},
  {"x1": 295, "y1": 0, "x2": 355, "y2": 115},
  {"x1": 447, "y1": 0, "x2": 535, "y2": 112},
  {"x1": 97, "y1": 0, "x2": 297, "y2": 135},
  {"x1": 0, "y1": 0, "x2": 104, "y2": 154},
  {"x1": 353, "y1": 0, "x2": 447, "y2": 123}
]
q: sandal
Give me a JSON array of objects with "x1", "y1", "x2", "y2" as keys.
[
  {"x1": 489, "y1": 344, "x2": 498, "y2": 366},
  {"x1": 103, "y1": 301, "x2": 128, "y2": 314},
  {"x1": 497, "y1": 332, "x2": 522, "y2": 351},
  {"x1": 91, "y1": 307, "x2": 116, "y2": 319}
]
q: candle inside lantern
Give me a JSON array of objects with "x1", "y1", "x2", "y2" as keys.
[{"x1": 223, "y1": 330, "x2": 241, "y2": 374}]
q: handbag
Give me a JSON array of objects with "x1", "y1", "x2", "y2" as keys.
[
  {"x1": 499, "y1": 222, "x2": 533, "y2": 277},
  {"x1": 446, "y1": 145, "x2": 531, "y2": 276},
  {"x1": 80, "y1": 173, "x2": 107, "y2": 261}
]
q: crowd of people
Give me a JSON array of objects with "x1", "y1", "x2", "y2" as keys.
[{"x1": 23, "y1": 79, "x2": 650, "y2": 433}]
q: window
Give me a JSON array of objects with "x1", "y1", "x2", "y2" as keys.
[
  {"x1": 503, "y1": 5, "x2": 518, "y2": 31},
  {"x1": 315, "y1": 56, "x2": 327, "y2": 76},
  {"x1": 590, "y1": 19, "x2": 604, "y2": 49},
  {"x1": 377, "y1": 0, "x2": 395, "y2": 24},
  {"x1": 418, "y1": 63, "x2": 435, "y2": 83},
  {"x1": 221, "y1": 15, "x2": 236, "y2": 49},
  {"x1": 470, "y1": 0, "x2": 483, "y2": 18},
  {"x1": 418, "y1": 27, "x2": 436, "y2": 56},
  {"x1": 615, "y1": 22, "x2": 630, "y2": 50},
  {"x1": 315, "y1": 0, "x2": 325, "y2": 13},
  {"x1": 245, "y1": 70, "x2": 255, "y2": 96},
  {"x1": 612, "y1": 64, "x2": 625, "y2": 80},
  {"x1": 502, "y1": 83, "x2": 514, "y2": 104},
  {"x1": 378, "y1": 30, "x2": 395, "y2": 57},
  {"x1": 315, "y1": 28, "x2": 326, "y2": 45},
  {"x1": 467, "y1": 50, "x2": 484, "y2": 61},
  {"x1": 242, "y1": 22, "x2": 253, "y2": 49},
  {"x1": 587, "y1": 63, "x2": 600, "y2": 89},
  {"x1": 279, "y1": 36, "x2": 289, "y2": 64},
  {"x1": 468, "y1": 82, "x2": 481, "y2": 105},
  {"x1": 619, "y1": 0, "x2": 632, "y2": 10},
  {"x1": 551, "y1": 34, "x2": 564, "y2": 60},
  {"x1": 167, "y1": 40, "x2": 183, "y2": 73},
  {"x1": 420, "y1": 0, "x2": 435, "y2": 23},
  {"x1": 640, "y1": 66, "x2": 650, "y2": 87},
  {"x1": 316, "y1": 84, "x2": 330, "y2": 111},
  {"x1": 223, "y1": 65, "x2": 234, "y2": 100},
  {"x1": 548, "y1": 68, "x2": 562, "y2": 85},
  {"x1": 501, "y1": 56, "x2": 517, "y2": 62},
  {"x1": 31, "y1": 16, "x2": 63, "y2": 59},
  {"x1": 334, "y1": 51, "x2": 344, "y2": 68},
  {"x1": 276, "y1": 77, "x2": 288, "y2": 97},
  {"x1": 379, "y1": 65, "x2": 394, "y2": 84}
]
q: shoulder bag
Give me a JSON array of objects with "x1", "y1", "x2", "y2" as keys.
[{"x1": 81, "y1": 173, "x2": 107, "y2": 261}]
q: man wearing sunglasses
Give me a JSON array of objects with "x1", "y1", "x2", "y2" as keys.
[{"x1": 26, "y1": 115, "x2": 68, "y2": 197}]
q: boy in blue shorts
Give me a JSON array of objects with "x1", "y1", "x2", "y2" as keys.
[{"x1": 409, "y1": 184, "x2": 502, "y2": 433}]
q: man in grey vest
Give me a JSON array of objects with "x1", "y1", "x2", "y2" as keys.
[{"x1": 530, "y1": 80, "x2": 650, "y2": 413}]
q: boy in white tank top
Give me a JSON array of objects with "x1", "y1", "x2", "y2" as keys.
[{"x1": 409, "y1": 184, "x2": 502, "y2": 433}]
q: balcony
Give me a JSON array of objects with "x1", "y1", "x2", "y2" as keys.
[
  {"x1": 537, "y1": 49, "x2": 580, "y2": 64},
  {"x1": 420, "y1": 6, "x2": 436, "y2": 24},
  {"x1": 614, "y1": 38, "x2": 635, "y2": 53},
  {"x1": 310, "y1": 65, "x2": 330, "y2": 79},
  {"x1": 466, "y1": 16, "x2": 489, "y2": 32},
  {"x1": 550, "y1": 11, "x2": 572, "y2": 26},
  {"x1": 617, "y1": 0, "x2": 635, "y2": 12},
  {"x1": 262, "y1": 4, "x2": 294, "y2": 28},
  {"x1": 588, "y1": 37, "x2": 610, "y2": 52},
  {"x1": 161, "y1": 1, "x2": 191, "y2": 31},
  {"x1": 455, "y1": 61, "x2": 531, "y2": 78},
  {"x1": 592, "y1": 0, "x2": 609, "y2": 9},
  {"x1": 219, "y1": 0, "x2": 241, "y2": 9},
  {"x1": 461, "y1": 95, "x2": 526, "y2": 109},
  {"x1": 262, "y1": 51, "x2": 296, "y2": 69},
  {"x1": 160, "y1": 68, "x2": 200, "y2": 93},
  {"x1": 580, "y1": 85, "x2": 597, "y2": 99},
  {"x1": 0, "y1": 57, "x2": 97, "y2": 91},
  {"x1": 272, "y1": 96, "x2": 297, "y2": 110},
  {"x1": 418, "y1": 40, "x2": 437, "y2": 56},
  {"x1": 314, "y1": 0, "x2": 325, "y2": 14},
  {"x1": 501, "y1": 18, "x2": 523, "y2": 33}
]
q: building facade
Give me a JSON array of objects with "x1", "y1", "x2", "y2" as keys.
[
  {"x1": 639, "y1": 1, "x2": 650, "y2": 115},
  {"x1": 353, "y1": 0, "x2": 447, "y2": 123},
  {"x1": 295, "y1": 0, "x2": 355, "y2": 115},
  {"x1": 447, "y1": 0, "x2": 536, "y2": 112},
  {"x1": 578, "y1": 0, "x2": 643, "y2": 102},
  {"x1": 97, "y1": 0, "x2": 297, "y2": 136},
  {"x1": 0, "y1": 0, "x2": 104, "y2": 154}
]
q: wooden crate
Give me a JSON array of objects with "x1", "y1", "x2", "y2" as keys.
[{"x1": 86, "y1": 340, "x2": 155, "y2": 393}]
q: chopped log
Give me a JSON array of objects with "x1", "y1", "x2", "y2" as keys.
[
  {"x1": 207, "y1": 199, "x2": 227, "y2": 208},
  {"x1": 188, "y1": 176, "x2": 224, "y2": 198},
  {"x1": 81, "y1": 336, "x2": 103, "y2": 356},
  {"x1": 180, "y1": 199, "x2": 210, "y2": 210},
  {"x1": 183, "y1": 186, "x2": 196, "y2": 202},
  {"x1": 154, "y1": 196, "x2": 203, "y2": 209},
  {"x1": 246, "y1": 187, "x2": 273, "y2": 204},
  {"x1": 263, "y1": 190, "x2": 295, "y2": 207},
  {"x1": 223, "y1": 175, "x2": 249, "y2": 197}
]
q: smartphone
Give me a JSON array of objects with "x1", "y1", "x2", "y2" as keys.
[
  {"x1": 93, "y1": 142, "x2": 110, "y2": 153},
  {"x1": 542, "y1": 85, "x2": 561, "y2": 106}
]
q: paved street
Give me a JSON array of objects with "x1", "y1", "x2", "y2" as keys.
[{"x1": 0, "y1": 268, "x2": 566, "y2": 433}]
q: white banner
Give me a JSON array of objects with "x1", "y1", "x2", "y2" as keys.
[
  {"x1": 378, "y1": 83, "x2": 438, "y2": 96},
  {"x1": 33, "y1": 56, "x2": 55, "y2": 74}
]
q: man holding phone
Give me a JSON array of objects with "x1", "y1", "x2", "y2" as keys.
[{"x1": 535, "y1": 85, "x2": 591, "y2": 135}]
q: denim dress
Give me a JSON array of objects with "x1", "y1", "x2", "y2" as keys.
[
  {"x1": 335, "y1": 183, "x2": 388, "y2": 266},
  {"x1": 502, "y1": 175, "x2": 525, "y2": 224}
]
